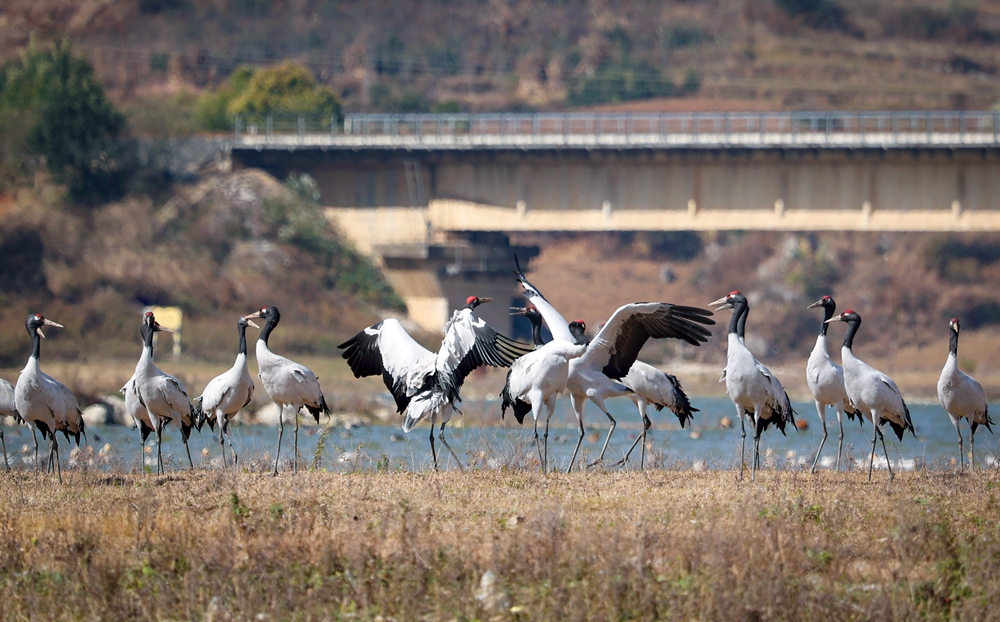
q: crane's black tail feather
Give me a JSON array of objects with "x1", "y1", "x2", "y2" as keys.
[{"x1": 306, "y1": 394, "x2": 331, "y2": 424}]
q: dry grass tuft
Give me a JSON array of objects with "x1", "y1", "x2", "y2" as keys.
[{"x1": 1, "y1": 469, "x2": 999, "y2": 619}]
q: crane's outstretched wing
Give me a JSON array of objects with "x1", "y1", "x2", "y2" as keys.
[
  {"x1": 436, "y1": 308, "x2": 533, "y2": 403},
  {"x1": 585, "y1": 302, "x2": 715, "y2": 379},
  {"x1": 513, "y1": 255, "x2": 576, "y2": 343},
  {"x1": 339, "y1": 319, "x2": 436, "y2": 414}
]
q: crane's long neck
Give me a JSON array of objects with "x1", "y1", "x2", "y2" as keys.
[
  {"x1": 238, "y1": 323, "x2": 249, "y2": 356},
  {"x1": 259, "y1": 317, "x2": 277, "y2": 346},
  {"x1": 30, "y1": 330, "x2": 41, "y2": 361},
  {"x1": 949, "y1": 327, "x2": 959, "y2": 357},
  {"x1": 528, "y1": 315, "x2": 545, "y2": 347},
  {"x1": 819, "y1": 305, "x2": 835, "y2": 336},
  {"x1": 728, "y1": 298, "x2": 749, "y2": 338},
  {"x1": 842, "y1": 318, "x2": 861, "y2": 350}
]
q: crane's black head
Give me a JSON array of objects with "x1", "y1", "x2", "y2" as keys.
[
  {"x1": 950, "y1": 317, "x2": 960, "y2": 334},
  {"x1": 568, "y1": 319, "x2": 588, "y2": 344},
  {"x1": 25, "y1": 313, "x2": 62, "y2": 339},
  {"x1": 710, "y1": 290, "x2": 746, "y2": 311},
  {"x1": 826, "y1": 309, "x2": 861, "y2": 325},
  {"x1": 465, "y1": 296, "x2": 492, "y2": 311},
  {"x1": 245, "y1": 305, "x2": 280, "y2": 325},
  {"x1": 807, "y1": 295, "x2": 836, "y2": 311}
]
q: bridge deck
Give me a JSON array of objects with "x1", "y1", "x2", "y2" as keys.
[{"x1": 233, "y1": 111, "x2": 1000, "y2": 151}]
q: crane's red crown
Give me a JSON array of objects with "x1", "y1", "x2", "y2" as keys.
[
  {"x1": 822, "y1": 295, "x2": 832, "y2": 301},
  {"x1": 843, "y1": 309, "x2": 856, "y2": 315},
  {"x1": 729, "y1": 290, "x2": 741, "y2": 297},
  {"x1": 466, "y1": 296, "x2": 477, "y2": 304},
  {"x1": 574, "y1": 319, "x2": 586, "y2": 326},
  {"x1": 144, "y1": 311, "x2": 153, "y2": 318},
  {"x1": 951, "y1": 317, "x2": 960, "y2": 324}
]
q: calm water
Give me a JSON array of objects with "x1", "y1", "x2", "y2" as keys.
[{"x1": 8, "y1": 396, "x2": 996, "y2": 473}]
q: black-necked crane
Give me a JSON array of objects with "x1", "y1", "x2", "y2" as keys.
[
  {"x1": 566, "y1": 320, "x2": 698, "y2": 470},
  {"x1": 937, "y1": 318, "x2": 993, "y2": 470},
  {"x1": 501, "y1": 305, "x2": 587, "y2": 473},
  {"x1": 340, "y1": 296, "x2": 531, "y2": 470},
  {"x1": 711, "y1": 291, "x2": 795, "y2": 481},
  {"x1": 122, "y1": 373, "x2": 155, "y2": 472},
  {"x1": 827, "y1": 309, "x2": 914, "y2": 481},
  {"x1": 805, "y1": 296, "x2": 862, "y2": 472},
  {"x1": 514, "y1": 259, "x2": 714, "y2": 472},
  {"x1": 244, "y1": 306, "x2": 329, "y2": 475},
  {"x1": 0, "y1": 378, "x2": 20, "y2": 471},
  {"x1": 133, "y1": 311, "x2": 197, "y2": 474},
  {"x1": 194, "y1": 316, "x2": 258, "y2": 467},
  {"x1": 14, "y1": 314, "x2": 83, "y2": 483}
]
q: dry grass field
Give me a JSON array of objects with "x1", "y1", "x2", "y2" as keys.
[{"x1": 3, "y1": 469, "x2": 999, "y2": 620}]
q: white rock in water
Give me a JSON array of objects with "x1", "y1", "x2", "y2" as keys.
[{"x1": 253, "y1": 403, "x2": 281, "y2": 426}]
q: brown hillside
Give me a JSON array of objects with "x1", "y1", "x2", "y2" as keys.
[{"x1": 2, "y1": 0, "x2": 1000, "y2": 111}]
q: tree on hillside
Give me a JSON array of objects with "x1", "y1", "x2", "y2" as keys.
[
  {"x1": 196, "y1": 63, "x2": 341, "y2": 130},
  {"x1": 0, "y1": 40, "x2": 132, "y2": 205}
]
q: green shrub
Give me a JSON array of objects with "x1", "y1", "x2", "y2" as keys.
[{"x1": 0, "y1": 40, "x2": 132, "y2": 205}]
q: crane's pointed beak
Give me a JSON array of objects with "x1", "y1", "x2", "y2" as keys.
[
  {"x1": 709, "y1": 296, "x2": 733, "y2": 310},
  {"x1": 825, "y1": 313, "x2": 845, "y2": 323},
  {"x1": 36, "y1": 319, "x2": 63, "y2": 339},
  {"x1": 246, "y1": 319, "x2": 260, "y2": 329},
  {"x1": 244, "y1": 311, "x2": 264, "y2": 320},
  {"x1": 154, "y1": 322, "x2": 178, "y2": 334},
  {"x1": 509, "y1": 307, "x2": 528, "y2": 316},
  {"x1": 806, "y1": 299, "x2": 825, "y2": 309}
]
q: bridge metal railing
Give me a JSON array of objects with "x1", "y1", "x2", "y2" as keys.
[{"x1": 233, "y1": 110, "x2": 1000, "y2": 149}]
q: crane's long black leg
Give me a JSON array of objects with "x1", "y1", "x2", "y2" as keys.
[
  {"x1": 588, "y1": 411, "x2": 616, "y2": 468},
  {"x1": 836, "y1": 408, "x2": 845, "y2": 472},
  {"x1": 429, "y1": 426, "x2": 439, "y2": 471},
  {"x1": 293, "y1": 407, "x2": 299, "y2": 475},
  {"x1": 184, "y1": 437, "x2": 194, "y2": 470},
  {"x1": 867, "y1": 424, "x2": 878, "y2": 482},
  {"x1": 52, "y1": 437, "x2": 61, "y2": 485},
  {"x1": 737, "y1": 407, "x2": 747, "y2": 481},
  {"x1": 543, "y1": 415, "x2": 551, "y2": 474},
  {"x1": 954, "y1": 417, "x2": 964, "y2": 471},
  {"x1": 640, "y1": 414, "x2": 651, "y2": 470},
  {"x1": 810, "y1": 402, "x2": 827, "y2": 474},
  {"x1": 31, "y1": 426, "x2": 38, "y2": 471},
  {"x1": 970, "y1": 421, "x2": 979, "y2": 471},
  {"x1": 227, "y1": 429, "x2": 240, "y2": 468},
  {"x1": 0, "y1": 429, "x2": 9, "y2": 472},
  {"x1": 879, "y1": 428, "x2": 894, "y2": 481},
  {"x1": 219, "y1": 421, "x2": 227, "y2": 468},
  {"x1": 568, "y1": 416, "x2": 585, "y2": 473},
  {"x1": 438, "y1": 422, "x2": 464, "y2": 471},
  {"x1": 272, "y1": 406, "x2": 284, "y2": 476},
  {"x1": 533, "y1": 417, "x2": 544, "y2": 473},
  {"x1": 617, "y1": 411, "x2": 651, "y2": 469},
  {"x1": 157, "y1": 421, "x2": 164, "y2": 475}
]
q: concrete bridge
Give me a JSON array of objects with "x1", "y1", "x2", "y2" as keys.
[{"x1": 230, "y1": 110, "x2": 1000, "y2": 331}]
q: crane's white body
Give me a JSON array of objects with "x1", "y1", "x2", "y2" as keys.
[
  {"x1": 805, "y1": 333, "x2": 855, "y2": 471},
  {"x1": 341, "y1": 305, "x2": 529, "y2": 470},
  {"x1": 516, "y1": 264, "x2": 712, "y2": 472},
  {"x1": 134, "y1": 340, "x2": 196, "y2": 473},
  {"x1": 0, "y1": 378, "x2": 18, "y2": 470},
  {"x1": 198, "y1": 350, "x2": 254, "y2": 466},
  {"x1": 723, "y1": 332, "x2": 790, "y2": 434},
  {"x1": 618, "y1": 361, "x2": 694, "y2": 468},
  {"x1": 15, "y1": 354, "x2": 80, "y2": 478},
  {"x1": 937, "y1": 342, "x2": 991, "y2": 469},
  {"x1": 256, "y1": 338, "x2": 326, "y2": 474},
  {"x1": 122, "y1": 373, "x2": 155, "y2": 471},
  {"x1": 501, "y1": 339, "x2": 587, "y2": 472},
  {"x1": 841, "y1": 347, "x2": 908, "y2": 431}
]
